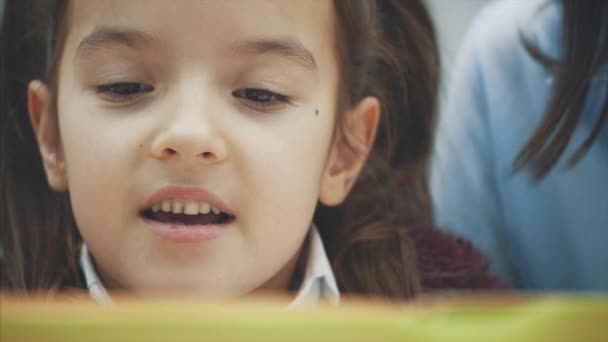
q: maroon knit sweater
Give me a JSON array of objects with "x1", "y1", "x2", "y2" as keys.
[{"x1": 410, "y1": 223, "x2": 509, "y2": 291}]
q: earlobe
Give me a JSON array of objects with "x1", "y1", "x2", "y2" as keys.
[
  {"x1": 28, "y1": 80, "x2": 68, "y2": 191},
  {"x1": 319, "y1": 97, "x2": 380, "y2": 206}
]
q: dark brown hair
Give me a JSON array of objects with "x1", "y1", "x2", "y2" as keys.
[
  {"x1": 1, "y1": 0, "x2": 439, "y2": 299},
  {"x1": 514, "y1": 0, "x2": 608, "y2": 180},
  {"x1": 318, "y1": 0, "x2": 438, "y2": 299},
  {"x1": 1, "y1": 0, "x2": 80, "y2": 291}
]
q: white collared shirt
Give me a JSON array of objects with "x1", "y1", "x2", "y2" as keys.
[{"x1": 80, "y1": 224, "x2": 340, "y2": 306}]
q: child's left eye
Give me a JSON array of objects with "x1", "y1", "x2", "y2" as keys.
[
  {"x1": 232, "y1": 88, "x2": 294, "y2": 112},
  {"x1": 95, "y1": 82, "x2": 154, "y2": 102}
]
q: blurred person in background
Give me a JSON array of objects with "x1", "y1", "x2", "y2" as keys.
[{"x1": 431, "y1": 0, "x2": 608, "y2": 291}]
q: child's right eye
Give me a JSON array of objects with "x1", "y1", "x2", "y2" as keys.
[{"x1": 95, "y1": 82, "x2": 154, "y2": 102}]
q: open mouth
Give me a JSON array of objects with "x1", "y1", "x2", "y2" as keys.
[{"x1": 141, "y1": 200, "x2": 234, "y2": 226}]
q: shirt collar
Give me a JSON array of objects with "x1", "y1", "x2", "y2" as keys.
[
  {"x1": 288, "y1": 224, "x2": 340, "y2": 307},
  {"x1": 80, "y1": 224, "x2": 340, "y2": 306}
]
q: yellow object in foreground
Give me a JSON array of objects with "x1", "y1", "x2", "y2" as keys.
[{"x1": 1, "y1": 294, "x2": 607, "y2": 341}]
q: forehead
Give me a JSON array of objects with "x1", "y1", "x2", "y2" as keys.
[{"x1": 63, "y1": 0, "x2": 336, "y2": 67}]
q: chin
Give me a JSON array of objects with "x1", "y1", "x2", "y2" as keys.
[{"x1": 122, "y1": 274, "x2": 248, "y2": 299}]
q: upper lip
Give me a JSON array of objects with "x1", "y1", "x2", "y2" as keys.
[{"x1": 141, "y1": 185, "x2": 233, "y2": 215}]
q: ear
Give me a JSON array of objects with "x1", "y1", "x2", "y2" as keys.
[
  {"x1": 319, "y1": 97, "x2": 380, "y2": 206},
  {"x1": 28, "y1": 80, "x2": 68, "y2": 191}
]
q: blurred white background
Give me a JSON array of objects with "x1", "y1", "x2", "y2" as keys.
[
  {"x1": 428, "y1": 0, "x2": 490, "y2": 70},
  {"x1": 427, "y1": 0, "x2": 491, "y2": 108}
]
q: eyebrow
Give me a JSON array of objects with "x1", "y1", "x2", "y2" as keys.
[
  {"x1": 75, "y1": 27, "x2": 159, "y2": 61},
  {"x1": 231, "y1": 38, "x2": 318, "y2": 72},
  {"x1": 74, "y1": 27, "x2": 318, "y2": 73}
]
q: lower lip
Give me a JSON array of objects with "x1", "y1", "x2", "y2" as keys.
[{"x1": 142, "y1": 217, "x2": 229, "y2": 243}]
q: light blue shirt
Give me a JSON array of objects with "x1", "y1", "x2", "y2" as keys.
[{"x1": 431, "y1": 0, "x2": 608, "y2": 291}]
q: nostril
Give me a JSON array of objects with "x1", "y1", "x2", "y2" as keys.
[
  {"x1": 201, "y1": 152, "x2": 214, "y2": 159},
  {"x1": 164, "y1": 148, "x2": 177, "y2": 157}
]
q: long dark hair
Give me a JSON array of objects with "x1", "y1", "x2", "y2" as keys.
[
  {"x1": 318, "y1": 0, "x2": 438, "y2": 299},
  {"x1": 514, "y1": 0, "x2": 608, "y2": 180},
  {"x1": 1, "y1": 0, "x2": 80, "y2": 291},
  {"x1": 1, "y1": 0, "x2": 439, "y2": 299}
]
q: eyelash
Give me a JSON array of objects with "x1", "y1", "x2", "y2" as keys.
[
  {"x1": 94, "y1": 83, "x2": 294, "y2": 112},
  {"x1": 232, "y1": 88, "x2": 294, "y2": 112},
  {"x1": 95, "y1": 82, "x2": 154, "y2": 102}
]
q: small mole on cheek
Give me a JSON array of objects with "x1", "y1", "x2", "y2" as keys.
[
  {"x1": 138, "y1": 144, "x2": 143, "y2": 149},
  {"x1": 315, "y1": 109, "x2": 319, "y2": 116}
]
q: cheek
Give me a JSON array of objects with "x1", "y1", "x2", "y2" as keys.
[
  {"x1": 56, "y1": 102, "x2": 142, "y2": 242},
  {"x1": 227, "y1": 112, "x2": 335, "y2": 284},
  {"x1": 234, "y1": 110, "x2": 335, "y2": 224},
  {"x1": 59, "y1": 112, "x2": 134, "y2": 187}
]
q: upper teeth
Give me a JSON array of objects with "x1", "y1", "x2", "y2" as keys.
[{"x1": 151, "y1": 200, "x2": 222, "y2": 215}]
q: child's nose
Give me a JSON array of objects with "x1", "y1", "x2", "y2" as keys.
[
  {"x1": 149, "y1": 122, "x2": 228, "y2": 164},
  {"x1": 149, "y1": 78, "x2": 229, "y2": 164}
]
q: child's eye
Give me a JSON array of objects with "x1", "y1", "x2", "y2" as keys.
[
  {"x1": 232, "y1": 88, "x2": 294, "y2": 112},
  {"x1": 95, "y1": 82, "x2": 154, "y2": 102}
]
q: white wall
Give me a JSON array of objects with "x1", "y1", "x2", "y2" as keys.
[
  {"x1": 427, "y1": 0, "x2": 490, "y2": 102},
  {"x1": 428, "y1": 0, "x2": 490, "y2": 69}
]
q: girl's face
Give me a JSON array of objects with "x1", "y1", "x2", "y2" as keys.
[{"x1": 29, "y1": 0, "x2": 378, "y2": 296}]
